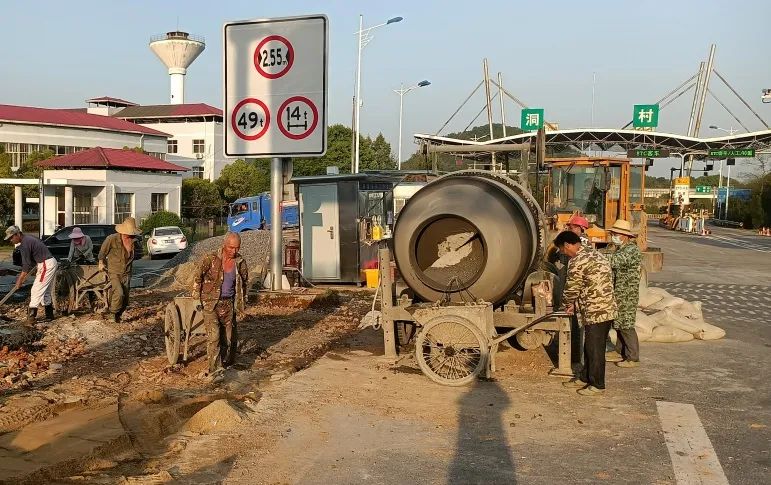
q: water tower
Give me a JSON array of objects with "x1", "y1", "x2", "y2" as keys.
[{"x1": 149, "y1": 31, "x2": 205, "y2": 105}]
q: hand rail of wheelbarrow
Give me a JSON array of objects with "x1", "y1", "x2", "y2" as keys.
[{"x1": 489, "y1": 311, "x2": 572, "y2": 348}]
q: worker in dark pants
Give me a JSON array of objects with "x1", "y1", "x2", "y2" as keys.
[
  {"x1": 555, "y1": 230, "x2": 617, "y2": 396},
  {"x1": 5, "y1": 226, "x2": 58, "y2": 326},
  {"x1": 192, "y1": 232, "x2": 249, "y2": 381},
  {"x1": 98, "y1": 217, "x2": 140, "y2": 323},
  {"x1": 607, "y1": 219, "x2": 642, "y2": 368}
]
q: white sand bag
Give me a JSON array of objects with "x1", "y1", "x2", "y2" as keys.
[
  {"x1": 655, "y1": 308, "x2": 703, "y2": 334},
  {"x1": 644, "y1": 287, "x2": 673, "y2": 300},
  {"x1": 635, "y1": 324, "x2": 652, "y2": 342},
  {"x1": 638, "y1": 289, "x2": 664, "y2": 309},
  {"x1": 635, "y1": 311, "x2": 658, "y2": 333},
  {"x1": 671, "y1": 300, "x2": 703, "y2": 320},
  {"x1": 646, "y1": 295, "x2": 686, "y2": 312},
  {"x1": 608, "y1": 328, "x2": 617, "y2": 345},
  {"x1": 694, "y1": 322, "x2": 726, "y2": 340},
  {"x1": 648, "y1": 325, "x2": 695, "y2": 343}
]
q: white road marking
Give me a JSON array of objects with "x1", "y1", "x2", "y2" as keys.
[
  {"x1": 709, "y1": 234, "x2": 771, "y2": 253},
  {"x1": 656, "y1": 401, "x2": 729, "y2": 485}
]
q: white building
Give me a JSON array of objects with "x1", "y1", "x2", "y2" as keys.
[
  {"x1": 112, "y1": 102, "x2": 225, "y2": 181},
  {"x1": 0, "y1": 102, "x2": 169, "y2": 170},
  {"x1": 37, "y1": 147, "x2": 187, "y2": 235}
]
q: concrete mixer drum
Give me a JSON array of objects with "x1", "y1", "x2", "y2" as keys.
[{"x1": 393, "y1": 171, "x2": 545, "y2": 306}]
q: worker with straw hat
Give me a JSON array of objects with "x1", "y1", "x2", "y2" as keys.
[
  {"x1": 606, "y1": 219, "x2": 642, "y2": 368},
  {"x1": 98, "y1": 217, "x2": 141, "y2": 323}
]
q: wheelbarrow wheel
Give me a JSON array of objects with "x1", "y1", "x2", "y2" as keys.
[
  {"x1": 415, "y1": 315, "x2": 488, "y2": 387},
  {"x1": 164, "y1": 303, "x2": 182, "y2": 365}
]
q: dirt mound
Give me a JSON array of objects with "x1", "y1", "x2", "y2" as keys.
[
  {"x1": 151, "y1": 231, "x2": 271, "y2": 289},
  {"x1": 184, "y1": 399, "x2": 250, "y2": 434}
]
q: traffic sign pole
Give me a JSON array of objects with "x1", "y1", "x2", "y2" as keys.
[
  {"x1": 271, "y1": 157, "x2": 283, "y2": 290},
  {"x1": 224, "y1": 15, "x2": 328, "y2": 290}
]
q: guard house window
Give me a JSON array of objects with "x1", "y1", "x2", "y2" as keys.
[
  {"x1": 151, "y1": 193, "x2": 167, "y2": 213},
  {"x1": 192, "y1": 139, "x2": 205, "y2": 154},
  {"x1": 192, "y1": 166, "x2": 204, "y2": 179},
  {"x1": 114, "y1": 193, "x2": 134, "y2": 223},
  {"x1": 167, "y1": 139, "x2": 178, "y2": 154}
]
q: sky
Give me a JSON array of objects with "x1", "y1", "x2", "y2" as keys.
[{"x1": 1, "y1": 0, "x2": 769, "y2": 177}]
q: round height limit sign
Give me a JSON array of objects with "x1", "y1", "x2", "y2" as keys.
[{"x1": 224, "y1": 15, "x2": 328, "y2": 157}]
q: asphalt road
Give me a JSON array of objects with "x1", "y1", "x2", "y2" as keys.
[{"x1": 226, "y1": 224, "x2": 771, "y2": 484}]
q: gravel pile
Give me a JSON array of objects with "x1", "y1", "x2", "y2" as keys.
[{"x1": 152, "y1": 231, "x2": 273, "y2": 290}]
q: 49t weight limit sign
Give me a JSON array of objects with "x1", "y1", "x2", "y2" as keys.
[{"x1": 224, "y1": 15, "x2": 328, "y2": 157}]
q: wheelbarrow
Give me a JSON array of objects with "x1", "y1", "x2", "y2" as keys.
[{"x1": 163, "y1": 296, "x2": 206, "y2": 365}]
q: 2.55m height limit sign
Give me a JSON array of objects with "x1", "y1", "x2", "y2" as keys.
[{"x1": 224, "y1": 15, "x2": 328, "y2": 157}]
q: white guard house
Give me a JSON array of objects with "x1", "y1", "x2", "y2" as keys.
[{"x1": 36, "y1": 147, "x2": 187, "y2": 236}]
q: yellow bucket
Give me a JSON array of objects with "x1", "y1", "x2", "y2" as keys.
[{"x1": 364, "y1": 269, "x2": 379, "y2": 288}]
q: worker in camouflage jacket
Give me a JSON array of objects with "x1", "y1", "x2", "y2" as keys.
[
  {"x1": 555, "y1": 230, "x2": 617, "y2": 396},
  {"x1": 606, "y1": 219, "x2": 642, "y2": 368},
  {"x1": 192, "y1": 232, "x2": 249, "y2": 378}
]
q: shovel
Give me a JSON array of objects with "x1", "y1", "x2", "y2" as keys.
[{"x1": 0, "y1": 267, "x2": 35, "y2": 314}]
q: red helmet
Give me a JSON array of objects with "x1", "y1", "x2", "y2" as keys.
[{"x1": 567, "y1": 214, "x2": 589, "y2": 229}]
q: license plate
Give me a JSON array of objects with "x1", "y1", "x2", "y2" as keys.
[{"x1": 164, "y1": 239, "x2": 174, "y2": 244}]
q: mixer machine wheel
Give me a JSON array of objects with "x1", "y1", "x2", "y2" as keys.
[{"x1": 415, "y1": 315, "x2": 488, "y2": 386}]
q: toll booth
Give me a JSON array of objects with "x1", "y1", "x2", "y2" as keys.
[{"x1": 292, "y1": 172, "x2": 408, "y2": 284}]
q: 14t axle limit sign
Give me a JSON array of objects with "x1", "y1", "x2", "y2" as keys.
[{"x1": 224, "y1": 15, "x2": 328, "y2": 157}]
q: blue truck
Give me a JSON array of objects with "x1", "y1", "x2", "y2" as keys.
[{"x1": 227, "y1": 194, "x2": 299, "y2": 233}]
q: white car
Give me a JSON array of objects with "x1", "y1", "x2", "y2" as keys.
[{"x1": 146, "y1": 226, "x2": 187, "y2": 259}]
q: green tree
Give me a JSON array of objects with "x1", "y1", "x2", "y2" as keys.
[
  {"x1": 0, "y1": 149, "x2": 54, "y2": 224},
  {"x1": 294, "y1": 124, "x2": 354, "y2": 176},
  {"x1": 140, "y1": 210, "x2": 184, "y2": 234},
  {"x1": 0, "y1": 149, "x2": 13, "y2": 226},
  {"x1": 215, "y1": 159, "x2": 269, "y2": 202},
  {"x1": 181, "y1": 178, "x2": 224, "y2": 219},
  {"x1": 361, "y1": 133, "x2": 396, "y2": 170}
]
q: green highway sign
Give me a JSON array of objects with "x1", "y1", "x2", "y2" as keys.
[
  {"x1": 521, "y1": 108, "x2": 544, "y2": 131},
  {"x1": 707, "y1": 148, "x2": 755, "y2": 158},
  {"x1": 633, "y1": 104, "x2": 659, "y2": 128},
  {"x1": 626, "y1": 148, "x2": 670, "y2": 158},
  {"x1": 695, "y1": 186, "x2": 712, "y2": 194}
]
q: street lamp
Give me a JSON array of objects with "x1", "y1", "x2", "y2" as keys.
[
  {"x1": 394, "y1": 80, "x2": 431, "y2": 169},
  {"x1": 708, "y1": 125, "x2": 738, "y2": 135},
  {"x1": 352, "y1": 15, "x2": 403, "y2": 173}
]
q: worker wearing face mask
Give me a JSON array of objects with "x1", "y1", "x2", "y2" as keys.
[{"x1": 606, "y1": 219, "x2": 642, "y2": 368}]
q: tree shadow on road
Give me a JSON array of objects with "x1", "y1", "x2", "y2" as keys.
[{"x1": 448, "y1": 379, "x2": 517, "y2": 484}]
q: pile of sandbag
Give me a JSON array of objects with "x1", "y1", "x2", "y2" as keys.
[{"x1": 633, "y1": 286, "x2": 725, "y2": 343}]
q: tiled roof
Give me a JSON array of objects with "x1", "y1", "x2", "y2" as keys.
[
  {"x1": 86, "y1": 96, "x2": 138, "y2": 106},
  {"x1": 115, "y1": 103, "x2": 223, "y2": 119},
  {"x1": 0, "y1": 104, "x2": 169, "y2": 136},
  {"x1": 37, "y1": 147, "x2": 187, "y2": 172}
]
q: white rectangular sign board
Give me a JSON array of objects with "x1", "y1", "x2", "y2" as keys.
[{"x1": 224, "y1": 15, "x2": 328, "y2": 157}]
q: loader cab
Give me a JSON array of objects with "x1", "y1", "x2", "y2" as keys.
[{"x1": 546, "y1": 157, "x2": 645, "y2": 246}]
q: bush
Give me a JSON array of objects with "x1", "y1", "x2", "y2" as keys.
[{"x1": 140, "y1": 211, "x2": 184, "y2": 235}]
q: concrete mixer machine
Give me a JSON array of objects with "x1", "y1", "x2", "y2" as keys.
[{"x1": 365, "y1": 170, "x2": 574, "y2": 386}]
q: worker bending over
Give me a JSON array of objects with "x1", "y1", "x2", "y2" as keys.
[
  {"x1": 4, "y1": 225, "x2": 58, "y2": 325},
  {"x1": 555, "y1": 230, "x2": 617, "y2": 396}
]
